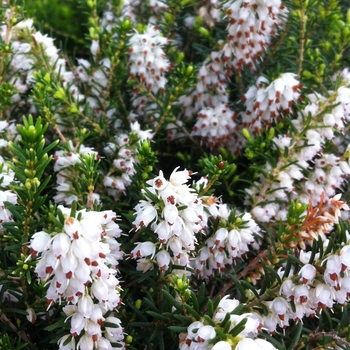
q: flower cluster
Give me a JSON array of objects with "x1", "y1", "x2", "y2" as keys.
[
  {"x1": 192, "y1": 204, "x2": 262, "y2": 278},
  {"x1": 259, "y1": 234, "x2": 350, "y2": 334},
  {"x1": 191, "y1": 104, "x2": 238, "y2": 149},
  {"x1": 131, "y1": 167, "x2": 207, "y2": 272},
  {"x1": 246, "y1": 83, "x2": 350, "y2": 223},
  {"x1": 0, "y1": 155, "x2": 17, "y2": 231},
  {"x1": 180, "y1": 296, "x2": 277, "y2": 350},
  {"x1": 2, "y1": 0, "x2": 350, "y2": 349},
  {"x1": 30, "y1": 205, "x2": 124, "y2": 349},
  {"x1": 73, "y1": 58, "x2": 114, "y2": 120},
  {"x1": 128, "y1": 25, "x2": 170, "y2": 95},
  {"x1": 0, "y1": 19, "x2": 62, "y2": 115},
  {"x1": 53, "y1": 142, "x2": 99, "y2": 206},
  {"x1": 223, "y1": 0, "x2": 287, "y2": 72},
  {"x1": 177, "y1": 52, "x2": 229, "y2": 126},
  {"x1": 241, "y1": 73, "x2": 302, "y2": 133},
  {"x1": 103, "y1": 121, "x2": 153, "y2": 195}
]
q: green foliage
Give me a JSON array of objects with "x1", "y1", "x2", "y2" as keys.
[{"x1": 1, "y1": 0, "x2": 350, "y2": 349}]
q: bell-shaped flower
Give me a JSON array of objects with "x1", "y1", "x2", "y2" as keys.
[
  {"x1": 214, "y1": 296, "x2": 240, "y2": 322},
  {"x1": 58, "y1": 334, "x2": 76, "y2": 350},
  {"x1": 133, "y1": 200, "x2": 158, "y2": 229},
  {"x1": 79, "y1": 214, "x2": 104, "y2": 242},
  {"x1": 196, "y1": 325, "x2": 216, "y2": 343},
  {"x1": 155, "y1": 221, "x2": 171, "y2": 243},
  {"x1": 270, "y1": 297, "x2": 290, "y2": 321},
  {"x1": 294, "y1": 284, "x2": 310, "y2": 304},
  {"x1": 30, "y1": 231, "x2": 51, "y2": 256},
  {"x1": 312, "y1": 283, "x2": 333, "y2": 310},
  {"x1": 340, "y1": 245, "x2": 350, "y2": 271},
  {"x1": 212, "y1": 341, "x2": 232, "y2": 350},
  {"x1": 236, "y1": 338, "x2": 259, "y2": 350},
  {"x1": 95, "y1": 338, "x2": 113, "y2": 350},
  {"x1": 152, "y1": 170, "x2": 168, "y2": 191},
  {"x1": 85, "y1": 319, "x2": 102, "y2": 339},
  {"x1": 130, "y1": 241, "x2": 156, "y2": 259},
  {"x1": 169, "y1": 167, "x2": 190, "y2": 186},
  {"x1": 299, "y1": 264, "x2": 316, "y2": 284},
  {"x1": 254, "y1": 338, "x2": 278, "y2": 350},
  {"x1": 64, "y1": 217, "x2": 82, "y2": 240},
  {"x1": 136, "y1": 258, "x2": 153, "y2": 272},
  {"x1": 76, "y1": 334, "x2": 94, "y2": 350},
  {"x1": 60, "y1": 250, "x2": 78, "y2": 274},
  {"x1": 91, "y1": 278, "x2": 109, "y2": 303},
  {"x1": 168, "y1": 237, "x2": 183, "y2": 258},
  {"x1": 70, "y1": 312, "x2": 86, "y2": 336},
  {"x1": 214, "y1": 228, "x2": 228, "y2": 247},
  {"x1": 162, "y1": 204, "x2": 179, "y2": 226},
  {"x1": 104, "y1": 316, "x2": 123, "y2": 338},
  {"x1": 52, "y1": 233, "x2": 71, "y2": 259},
  {"x1": 324, "y1": 255, "x2": 341, "y2": 284},
  {"x1": 156, "y1": 250, "x2": 171, "y2": 271},
  {"x1": 78, "y1": 294, "x2": 94, "y2": 318},
  {"x1": 280, "y1": 279, "x2": 295, "y2": 301}
]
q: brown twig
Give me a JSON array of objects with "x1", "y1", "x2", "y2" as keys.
[
  {"x1": 213, "y1": 249, "x2": 269, "y2": 299},
  {"x1": 297, "y1": 0, "x2": 307, "y2": 77},
  {"x1": 0, "y1": 312, "x2": 33, "y2": 345}
]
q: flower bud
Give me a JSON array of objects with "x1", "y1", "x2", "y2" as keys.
[
  {"x1": 26, "y1": 308, "x2": 36, "y2": 324},
  {"x1": 53, "y1": 87, "x2": 66, "y2": 100}
]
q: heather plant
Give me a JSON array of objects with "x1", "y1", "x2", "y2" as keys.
[{"x1": 1, "y1": 0, "x2": 350, "y2": 349}]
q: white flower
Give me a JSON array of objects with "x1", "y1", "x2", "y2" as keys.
[
  {"x1": 128, "y1": 25, "x2": 170, "y2": 94},
  {"x1": 30, "y1": 231, "x2": 51, "y2": 256},
  {"x1": 196, "y1": 325, "x2": 216, "y2": 343},
  {"x1": 294, "y1": 284, "x2": 310, "y2": 304},
  {"x1": 213, "y1": 296, "x2": 240, "y2": 321},
  {"x1": 254, "y1": 338, "x2": 278, "y2": 350},
  {"x1": 312, "y1": 283, "x2": 333, "y2": 310},
  {"x1": 269, "y1": 297, "x2": 290, "y2": 321},
  {"x1": 130, "y1": 241, "x2": 156, "y2": 259},
  {"x1": 58, "y1": 334, "x2": 76, "y2": 350},
  {"x1": 299, "y1": 264, "x2": 316, "y2": 284},
  {"x1": 156, "y1": 250, "x2": 171, "y2": 270},
  {"x1": 212, "y1": 341, "x2": 232, "y2": 350},
  {"x1": 236, "y1": 338, "x2": 259, "y2": 350}
]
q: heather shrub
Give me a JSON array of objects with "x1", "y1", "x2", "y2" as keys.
[{"x1": 1, "y1": 1, "x2": 350, "y2": 349}]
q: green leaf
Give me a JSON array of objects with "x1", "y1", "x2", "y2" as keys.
[
  {"x1": 214, "y1": 327, "x2": 227, "y2": 340},
  {"x1": 162, "y1": 289, "x2": 182, "y2": 313},
  {"x1": 2, "y1": 308, "x2": 29, "y2": 316},
  {"x1": 104, "y1": 321, "x2": 122, "y2": 328},
  {"x1": 44, "y1": 317, "x2": 66, "y2": 331},
  {"x1": 219, "y1": 312, "x2": 230, "y2": 328},
  {"x1": 26, "y1": 270, "x2": 32, "y2": 285},
  {"x1": 288, "y1": 322, "x2": 303, "y2": 350},
  {"x1": 230, "y1": 275, "x2": 246, "y2": 302},
  {"x1": 129, "y1": 322, "x2": 153, "y2": 328},
  {"x1": 207, "y1": 299, "x2": 214, "y2": 318},
  {"x1": 241, "y1": 280, "x2": 259, "y2": 298},
  {"x1": 229, "y1": 317, "x2": 247, "y2": 338},
  {"x1": 172, "y1": 314, "x2": 193, "y2": 325},
  {"x1": 146, "y1": 311, "x2": 168, "y2": 321},
  {"x1": 168, "y1": 326, "x2": 188, "y2": 333},
  {"x1": 223, "y1": 319, "x2": 232, "y2": 334},
  {"x1": 184, "y1": 304, "x2": 201, "y2": 320},
  {"x1": 143, "y1": 293, "x2": 160, "y2": 313},
  {"x1": 231, "y1": 303, "x2": 246, "y2": 315},
  {"x1": 197, "y1": 282, "x2": 206, "y2": 305},
  {"x1": 191, "y1": 291, "x2": 199, "y2": 313},
  {"x1": 203, "y1": 314, "x2": 215, "y2": 327},
  {"x1": 159, "y1": 330, "x2": 164, "y2": 350},
  {"x1": 37, "y1": 139, "x2": 59, "y2": 159}
]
